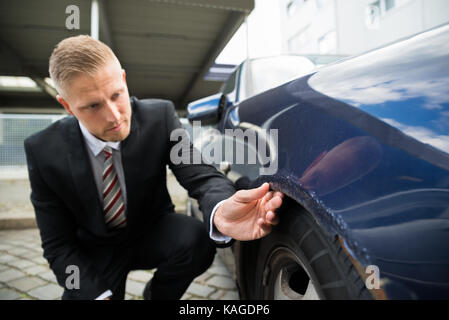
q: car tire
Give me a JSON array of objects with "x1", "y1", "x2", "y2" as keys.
[{"x1": 247, "y1": 200, "x2": 373, "y2": 300}]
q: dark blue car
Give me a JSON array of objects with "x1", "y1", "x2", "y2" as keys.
[{"x1": 186, "y1": 24, "x2": 449, "y2": 300}]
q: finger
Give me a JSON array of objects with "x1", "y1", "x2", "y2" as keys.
[
  {"x1": 257, "y1": 218, "x2": 273, "y2": 233},
  {"x1": 263, "y1": 191, "x2": 274, "y2": 203},
  {"x1": 235, "y1": 182, "x2": 270, "y2": 203},
  {"x1": 273, "y1": 191, "x2": 284, "y2": 199},
  {"x1": 265, "y1": 195, "x2": 283, "y2": 212},
  {"x1": 266, "y1": 211, "x2": 280, "y2": 226}
]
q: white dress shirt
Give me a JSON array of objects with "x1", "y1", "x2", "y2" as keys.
[{"x1": 78, "y1": 121, "x2": 231, "y2": 299}]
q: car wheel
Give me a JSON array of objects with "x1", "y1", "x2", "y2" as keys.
[{"x1": 248, "y1": 201, "x2": 373, "y2": 300}]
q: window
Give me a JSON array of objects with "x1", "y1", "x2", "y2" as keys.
[
  {"x1": 366, "y1": 1, "x2": 381, "y2": 29},
  {"x1": 385, "y1": 0, "x2": 395, "y2": 11},
  {"x1": 242, "y1": 56, "x2": 316, "y2": 101},
  {"x1": 315, "y1": 0, "x2": 330, "y2": 10},
  {"x1": 287, "y1": 0, "x2": 308, "y2": 16},
  {"x1": 287, "y1": 0, "x2": 329, "y2": 16},
  {"x1": 287, "y1": 0, "x2": 298, "y2": 16},
  {"x1": 221, "y1": 69, "x2": 237, "y2": 95},
  {"x1": 318, "y1": 31, "x2": 337, "y2": 54},
  {"x1": 366, "y1": 0, "x2": 410, "y2": 28},
  {"x1": 369, "y1": 0, "x2": 410, "y2": 16}
]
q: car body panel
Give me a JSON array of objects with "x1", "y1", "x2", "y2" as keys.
[
  {"x1": 215, "y1": 26, "x2": 449, "y2": 299},
  {"x1": 187, "y1": 26, "x2": 449, "y2": 299}
]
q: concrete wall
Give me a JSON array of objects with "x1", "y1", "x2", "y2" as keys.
[
  {"x1": 280, "y1": 0, "x2": 449, "y2": 56},
  {"x1": 280, "y1": 0, "x2": 337, "y2": 54},
  {"x1": 336, "y1": 0, "x2": 449, "y2": 55}
]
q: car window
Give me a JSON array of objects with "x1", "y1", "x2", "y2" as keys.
[
  {"x1": 242, "y1": 56, "x2": 316, "y2": 101},
  {"x1": 221, "y1": 68, "x2": 238, "y2": 95}
]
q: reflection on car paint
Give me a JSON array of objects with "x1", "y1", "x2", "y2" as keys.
[
  {"x1": 308, "y1": 25, "x2": 449, "y2": 155},
  {"x1": 226, "y1": 26, "x2": 449, "y2": 298},
  {"x1": 299, "y1": 136, "x2": 383, "y2": 197},
  {"x1": 188, "y1": 26, "x2": 449, "y2": 298}
]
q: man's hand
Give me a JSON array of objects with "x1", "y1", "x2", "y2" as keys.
[{"x1": 213, "y1": 183, "x2": 284, "y2": 241}]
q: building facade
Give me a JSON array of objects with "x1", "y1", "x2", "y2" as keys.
[{"x1": 280, "y1": 0, "x2": 449, "y2": 55}]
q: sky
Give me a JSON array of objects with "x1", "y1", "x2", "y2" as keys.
[{"x1": 215, "y1": 0, "x2": 283, "y2": 65}]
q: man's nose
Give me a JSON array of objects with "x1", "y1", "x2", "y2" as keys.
[{"x1": 104, "y1": 101, "x2": 121, "y2": 123}]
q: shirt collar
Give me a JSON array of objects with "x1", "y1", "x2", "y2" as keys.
[{"x1": 78, "y1": 121, "x2": 121, "y2": 157}]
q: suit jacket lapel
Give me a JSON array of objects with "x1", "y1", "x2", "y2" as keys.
[
  {"x1": 120, "y1": 99, "x2": 141, "y2": 226},
  {"x1": 66, "y1": 119, "x2": 108, "y2": 235}
]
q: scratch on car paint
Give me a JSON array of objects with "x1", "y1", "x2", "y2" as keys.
[
  {"x1": 337, "y1": 236, "x2": 388, "y2": 300},
  {"x1": 257, "y1": 173, "x2": 372, "y2": 266}
]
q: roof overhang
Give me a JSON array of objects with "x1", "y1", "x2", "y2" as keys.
[{"x1": 0, "y1": 0, "x2": 254, "y2": 112}]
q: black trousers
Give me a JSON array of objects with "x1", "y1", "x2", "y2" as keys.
[{"x1": 98, "y1": 213, "x2": 217, "y2": 300}]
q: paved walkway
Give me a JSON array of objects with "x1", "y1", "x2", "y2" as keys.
[
  {"x1": 0, "y1": 171, "x2": 239, "y2": 300},
  {"x1": 0, "y1": 228, "x2": 239, "y2": 300}
]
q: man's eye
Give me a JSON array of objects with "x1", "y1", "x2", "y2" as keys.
[
  {"x1": 88, "y1": 104, "x2": 98, "y2": 109},
  {"x1": 112, "y1": 93, "x2": 120, "y2": 100}
]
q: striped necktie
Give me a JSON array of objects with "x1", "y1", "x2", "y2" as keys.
[{"x1": 102, "y1": 146, "x2": 127, "y2": 229}]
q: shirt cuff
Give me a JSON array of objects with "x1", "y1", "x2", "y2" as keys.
[
  {"x1": 95, "y1": 290, "x2": 113, "y2": 300},
  {"x1": 209, "y1": 200, "x2": 232, "y2": 244}
]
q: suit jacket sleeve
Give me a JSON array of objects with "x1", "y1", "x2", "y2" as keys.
[
  {"x1": 164, "y1": 101, "x2": 236, "y2": 236},
  {"x1": 24, "y1": 139, "x2": 111, "y2": 299}
]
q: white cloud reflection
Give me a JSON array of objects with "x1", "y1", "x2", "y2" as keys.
[
  {"x1": 309, "y1": 65, "x2": 449, "y2": 111},
  {"x1": 382, "y1": 118, "x2": 449, "y2": 154},
  {"x1": 305, "y1": 25, "x2": 449, "y2": 154},
  {"x1": 308, "y1": 25, "x2": 449, "y2": 111}
]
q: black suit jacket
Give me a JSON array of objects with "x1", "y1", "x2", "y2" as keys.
[{"x1": 24, "y1": 97, "x2": 236, "y2": 299}]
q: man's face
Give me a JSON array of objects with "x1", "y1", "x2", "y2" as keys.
[{"x1": 57, "y1": 59, "x2": 132, "y2": 142}]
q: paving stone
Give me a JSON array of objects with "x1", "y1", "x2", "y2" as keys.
[
  {"x1": 6, "y1": 247, "x2": 30, "y2": 256},
  {"x1": 37, "y1": 270, "x2": 58, "y2": 283},
  {"x1": 0, "y1": 269, "x2": 26, "y2": 282},
  {"x1": 28, "y1": 283, "x2": 63, "y2": 300},
  {"x1": 189, "y1": 296, "x2": 208, "y2": 300},
  {"x1": 220, "y1": 290, "x2": 239, "y2": 300},
  {"x1": 206, "y1": 275, "x2": 237, "y2": 290},
  {"x1": 8, "y1": 276, "x2": 48, "y2": 292},
  {"x1": 127, "y1": 270, "x2": 153, "y2": 283},
  {"x1": 23, "y1": 265, "x2": 48, "y2": 276},
  {"x1": 186, "y1": 282, "x2": 215, "y2": 298},
  {"x1": 0, "y1": 254, "x2": 19, "y2": 264},
  {"x1": 28, "y1": 246, "x2": 44, "y2": 253},
  {"x1": 0, "y1": 244, "x2": 13, "y2": 251},
  {"x1": 194, "y1": 272, "x2": 212, "y2": 284},
  {"x1": 125, "y1": 279, "x2": 145, "y2": 297},
  {"x1": 3, "y1": 240, "x2": 24, "y2": 247},
  {"x1": 6, "y1": 259, "x2": 36, "y2": 269},
  {"x1": 22, "y1": 252, "x2": 44, "y2": 261},
  {"x1": 0, "y1": 288, "x2": 21, "y2": 300},
  {"x1": 209, "y1": 289, "x2": 226, "y2": 300},
  {"x1": 31, "y1": 256, "x2": 48, "y2": 265},
  {"x1": 181, "y1": 292, "x2": 192, "y2": 300},
  {"x1": 16, "y1": 249, "x2": 34, "y2": 258},
  {"x1": 20, "y1": 242, "x2": 38, "y2": 249},
  {"x1": 0, "y1": 229, "x2": 239, "y2": 301},
  {"x1": 207, "y1": 265, "x2": 230, "y2": 276}
]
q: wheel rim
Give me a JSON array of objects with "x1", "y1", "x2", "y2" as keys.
[{"x1": 265, "y1": 247, "x2": 321, "y2": 300}]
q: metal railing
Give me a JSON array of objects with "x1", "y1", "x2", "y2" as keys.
[{"x1": 0, "y1": 114, "x2": 67, "y2": 169}]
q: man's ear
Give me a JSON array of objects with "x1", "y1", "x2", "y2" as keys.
[
  {"x1": 122, "y1": 69, "x2": 127, "y2": 84},
  {"x1": 56, "y1": 95, "x2": 74, "y2": 116}
]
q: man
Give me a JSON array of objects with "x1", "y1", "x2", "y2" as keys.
[{"x1": 24, "y1": 35, "x2": 283, "y2": 300}]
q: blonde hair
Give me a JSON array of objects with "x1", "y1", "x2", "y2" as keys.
[{"x1": 49, "y1": 35, "x2": 118, "y2": 95}]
